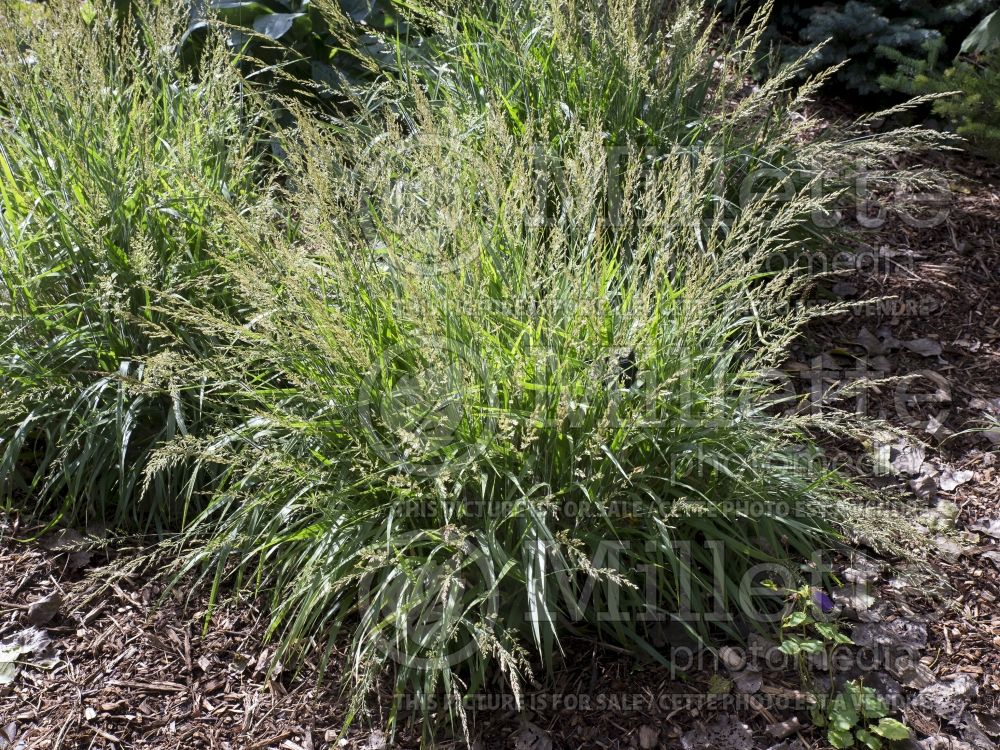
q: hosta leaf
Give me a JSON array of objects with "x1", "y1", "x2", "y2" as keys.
[
  {"x1": 341, "y1": 0, "x2": 374, "y2": 22},
  {"x1": 210, "y1": 1, "x2": 272, "y2": 24},
  {"x1": 253, "y1": 12, "x2": 302, "y2": 39},
  {"x1": 961, "y1": 11, "x2": 1000, "y2": 54}
]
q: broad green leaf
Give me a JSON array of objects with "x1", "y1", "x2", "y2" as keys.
[
  {"x1": 872, "y1": 719, "x2": 910, "y2": 741},
  {"x1": 961, "y1": 11, "x2": 1000, "y2": 54},
  {"x1": 862, "y1": 691, "x2": 889, "y2": 719},
  {"x1": 811, "y1": 705, "x2": 829, "y2": 727},
  {"x1": 778, "y1": 639, "x2": 801, "y2": 656},
  {"x1": 799, "y1": 639, "x2": 825, "y2": 654},
  {"x1": 815, "y1": 621, "x2": 842, "y2": 640},
  {"x1": 828, "y1": 727, "x2": 855, "y2": 749},
  {"x1": 855, "y1": 728, "x2": 882, "y2": 750},
  {"x1": 830, "y1": 693, "x2": 859, "y2": 731},
  {"x1": 783, "y1": 610, "x2": 809, "y2": 628}
]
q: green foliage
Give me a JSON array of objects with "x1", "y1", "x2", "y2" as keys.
[
  {"x1": 156, "y1": 0, "x2": 937, "y2": 740},
  {"x1": 179, "y1": 0, "x2": 414, "y2": 110},
  {"x1": 717, "y1": 0, "x2": 992, "y2": 95},
  {"x1": 961, "y1": 10, "x2": 1000, "y2": 54},
  {"x1": 814, "y1": 681, "x2": 911, "y2": 748},
  {"x1": 0, "y1": 2, "x2": 269, "y2": 527},
  {"x1": 0, "y1": 0, "x2": 941, "y2": 743},
  {"x1": 772, "y1": 585, "x2": 910, "y2": 749},
  {"x1": 397, "y1": 0, "x2": 946, "y2": 255},
  {"x1": 880, "y1": 38, "x2": 1000, "y2": 160},
  {"x1": 17, "y1": 0, "x2": 423, "y2": 116},
  {"x1": 774, "y1": 584, "x2": 852, "y2": 661}
]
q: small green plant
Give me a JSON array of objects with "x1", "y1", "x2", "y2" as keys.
[
  {"x1": 772, "y1": 584, "x2": 911, "y2": 749},
  {"x1": 775, "y1": 583, "x2": 853, "y2": 665},
  {"x1": 815, "y1": 681, "x2": 911, "y2": 749}
]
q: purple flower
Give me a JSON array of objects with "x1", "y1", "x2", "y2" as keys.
[{"x1": 812, "y1": 588, "x2": 834, "y2": 613}]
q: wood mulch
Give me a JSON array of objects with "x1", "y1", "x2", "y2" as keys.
[{"x1": 0, "y1": 525, "x2": 360, "y2": 750}]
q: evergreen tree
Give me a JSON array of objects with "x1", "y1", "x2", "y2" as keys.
[
  {"x1": 880, "y1": 31, "x2": 1000, "y2": 160},
  {"x1": 717, "y1": 0, "x2": 993, "y2": 95}
]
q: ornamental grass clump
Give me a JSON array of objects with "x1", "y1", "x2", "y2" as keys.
[
  {"x1": 0, "y1": 2, "x2": 270, "y2": 528},
  {"x1": 0, "y1": 0, "x2": 939, "y2": 742},
  {"x1": 160, "y1": 0, "x2": 935, "y2": 738}
]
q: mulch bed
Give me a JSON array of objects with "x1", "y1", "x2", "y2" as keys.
[{"x1": 0, "y1": 525, "x2": 358, "y2": 750}]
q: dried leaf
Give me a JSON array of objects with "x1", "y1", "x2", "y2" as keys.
[
  {"x1": 858, "y1": 327, "x2": 884, "y2": 355},
  {"x1": 40, "y1": 529, "x2": 87, "y2": 552},
  {"x1": 0, "y1": 628, "x2": 51, "y2": 686},
  {"x1": 919, "y1": 735, "x2": 974, "y2": 750},
  {"x1": 970, "y1": 519, "x2": 1000, "y2": 539},
  {"x1": 514, "y1": 723, "x2": 552, "y2": 750},
  {"x1": 639, "y1": 725, "x2": 660, "y2": 749},
  {"x1": 719, "y1": 646, "x2": 745, "y2": 671},
  {"x1": 981, "y1": 551, "x2": 1000, "y2": 569},
  {"x1": 733, "y1": 667, "x2": 763, "y2": 694},
  {"x1": 767, "y1": 717, "x2": 802, "y2": 740},
  {"x1": 912, "y1": 675, "x2": 978, "y2": 725},
  {"x1": 26, "y1": 591, "x2": 62, "y2": 626},
  {"x1": 890, "y1": 439, "x2": 926, "y2": 476},
  {"x1": 0, "y1": 662, "x2": 17, "y2": 687},
  {"x1": 910, "y1": 473, "x2": 938, "y2": 500},
  {"x1": 935, "y1": 537, "x2": 964, "y2": 563},
  {"x1": 903, "y1": 337, "x2": 943, "y2": 357},
  {"x1": 938, "y1": 469, "x2": 974, "y2": 492}
]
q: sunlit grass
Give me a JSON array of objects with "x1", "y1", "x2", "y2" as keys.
[
  {"x1": 0, "y1": 2, "x2": 270, "y2": 528},
  {"x1": 0, "y1": 0, "x2": 937, "y2": 744}
]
